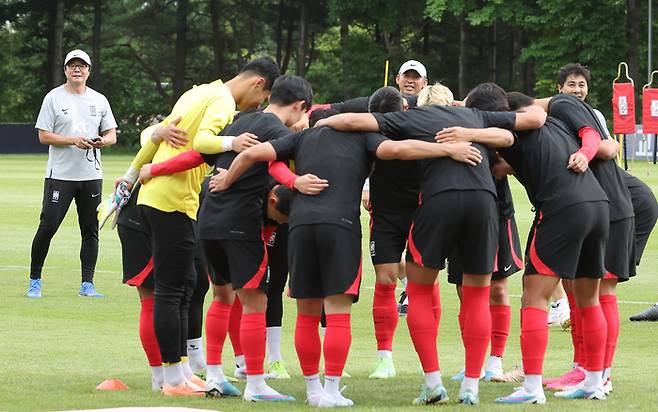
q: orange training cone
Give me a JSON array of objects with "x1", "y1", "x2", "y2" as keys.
[{"x1": 96, "y1": 379, "x2": 129, "y2": 391}]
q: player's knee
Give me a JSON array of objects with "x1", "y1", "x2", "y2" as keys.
[{"x1": 489, "y1": 280, "x2": 508, "y2": 305}]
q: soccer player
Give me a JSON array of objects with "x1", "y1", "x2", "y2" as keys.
[
  {"x1": 495, "y1": 92, "x2": 609, "y2": 404},
  {"x1": 211, "y1": 111, "x2": 485, "y2": 408},
  {"x1": 315, "y1": 96, "x2": 544, "y2": 405},
  {"x1": 196, "y1": 74, "x2": 312, "y2": 401},
  {"x1": 116, "y1": 57, "x2": 280, "y2": 397},
  {"x1": 28, "y1": 49, "x2": 117, "y2": 298}
]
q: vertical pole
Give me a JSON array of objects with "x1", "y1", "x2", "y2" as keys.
[
  {"x1": 623, "y1": 133, "x2": 629, "y2": 170},
  {"x1": 384, "y1": 60, "x2": 389, "y2": 87}
]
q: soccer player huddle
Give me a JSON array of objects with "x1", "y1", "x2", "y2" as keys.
[{"x1": 111, "y1": 58, "x2": 658, "y2": 406}]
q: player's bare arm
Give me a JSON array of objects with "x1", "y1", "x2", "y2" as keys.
[
  {"x1": 314, "y1": 112, "x2": 380, "y2": 132},
  {"x1": 376, "y1": 140, "x2": 482, "y2": 166},
  {"x1": 435, "y1": 127, "x2": 514, "y2": 148}
]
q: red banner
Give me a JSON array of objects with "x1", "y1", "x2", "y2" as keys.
[
  {"x1": 612, "y1": 82, "x2": 636, "y2": 134},
  {"x1": 642, "y1": 88, "x2": 658, "y2": 134}
]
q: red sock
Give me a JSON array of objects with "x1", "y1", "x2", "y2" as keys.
[
  {"x1": 458, "y1": 305, "x2": 465, "y2": 344},
  {"x1": 229, "y1": 298, "x2": 243, "y2": 357},
  {"x1": 490, "y1": 304, "x2": 511, "y2": 358},
  {"x1": 406, "y1": 281, "x2": 439, "y2": 372},
  {"x1": 324, "y1": 313, "x2": 351, "y2": 376},
  {"x1": 205, "y1": 301, "x2": 232, "y2": 365},
  {"x1": 139, "y1": 297, "x2": 162, "y2": 366},
  {"x1": 462, "y1": 285, "x2": 491, "y2": 378},
  {"x1": 566, "y1": 292, "x2": 583, "y2": 365},
  {"x1": 599, "y1": 294, "x2": 620, "y2": 369},
  {"x1": 240, "y1": 312, "x2": 266, "y2": 376},
  {"x1": 295, "y1": 314, "x2": 322, "y2": 376},
  {"x1": 520, "y1": 307, "x2": 548, "y2": 375},
  {"x1": 373, "y1": 283, "x2": 398, "y2": 351},
  {"x1": 432, "y1": 283, "x2": 441, "y2": 324},
  {"x1": 579, "y1": 304, "x2": 607, "y2": 372}
]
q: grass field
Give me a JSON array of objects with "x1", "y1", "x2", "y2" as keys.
[{"x1": 1, "y1": 154, "x2": 658, "y2": 411}]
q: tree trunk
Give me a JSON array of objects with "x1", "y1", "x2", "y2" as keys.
[
  {"x1": 275, "y1": 0, "x2": 285, "y2": 64},
  {"x1": 91, "y1": 0, "x2": 102, "y2": 90},
  {"x1": 47, "y1": 0, "x2": 65, "y2": 89},
  {"x1": 340, "y1": 16, "x2": 350, "y2": 98},
  {"x1": 458, "y1": 15, "x2": 467, "y2": 98},
  {"x1": 173, "y1": 0, "x2": 189, "y2": 100},
  {"x1": 282, "y1": 16, "x2": 295, "y2": 73},
  {"x1": 422, "y1": 19, "x2": 430, "y2": 57},
  {"x1": 209, "y1": 0, "x2": 226, "y2": 78},
  {"x1": 296, "y1": 0, "x2": 309, "y2": 76},
  {"x1": 491, "y1": 21, "x2": 497, "y2": 83},
  {"x1": 627, "y1": 0, "x2": 640, "y2": 108}
]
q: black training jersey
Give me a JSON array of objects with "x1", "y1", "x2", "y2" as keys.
[
  {"x1": 198, "y1": 111, "x2": 291, "y2": 241},
  {"x1": 496, "y1": 176, "x2": 515, "y2": 219},
  {"x1": 500, "y1": 117, "x2": 608, "y2": 218},
  {"x1": 372, "y1": 105, "x2": 516, "y2": 201},
  {"x1": 370, "y1": 157, "x2": 423, "y2": 213},
  {"x1": 548, "y1": 94, "x2": 633, "y2": 221},
  {"x1": 331, "y1": 94, "x2": 418, "y2": 114},
  {"x1": 270, "y1": 126, "x2": 387, "y2": 234},
  {"x1": 116, "y1": 185, "x2": 147, "y2": 232}
]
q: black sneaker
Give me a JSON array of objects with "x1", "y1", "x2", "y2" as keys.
[
  {"x1": 629, "y1": 303, "x2": 658, "y2": 321},
  {"x1": 397, "y1": 290, "x2": 408, "y2": 317}
]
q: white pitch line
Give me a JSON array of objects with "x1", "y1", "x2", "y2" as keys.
[{"x1": 0, "y1": 265, "x2": 115, "y2": 274}]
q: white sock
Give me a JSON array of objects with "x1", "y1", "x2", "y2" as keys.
[
  {"x1": 378, "y1": 350, "x2": 392, "y2": 360},
  {"x1": 400, "y1": 277, "x2": 408, "y2": 289},
  {"x1": 486, "y1": 355, "x2": 502, "y2": 371},
  {"x1": 246, "y1": 373, "x2": 267, "y2": 392},
  {"x1": 235, "y1": 355, "x2": 246, "y2": 369},
  {"x1": 163, "y1": 362, "x2": 185, "y2": 387},
  {"x1": 524, "y1": 374, "x2": 542, "y2": 393},
  {"x1": 207, "y1": 364, "x2": 226, "y2": 382},
  {"x1": 181, "y1": 357, "x2": 194, "y2": 379},
  {"x1": 187, "y1": 338, "x2": 206, "y2": 372},
  {"x1": 320, "y1": 327, "x2": 326, "y2": 338},
  {"x1": 266, "y1": 326, "x2": 283, "y2": 362},
  {"x1": 424, "y1": 371, "x2": 443, "y2": 388},
  {"x1": 151, "y1": 365, "x2": 164, "y2": 386},
  {"x1": 461, "y1": 377, "x2": 479, "y2": 396},
  {"x1": 304, "y1": 374, "x2": 323, "y2": 395},
  {"x1": 602, "y1": 367, "x2": 611, "y2": 381},
  {"x1": 324, "y1": 375, "x2": 341, "y2": 395},
  {"x1": 583, "y1": 370, "x2": 603, "y2": 392}
]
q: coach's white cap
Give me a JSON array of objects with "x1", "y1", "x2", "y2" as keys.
[
  {"x1": 398, "y1": 60, "x2": 427, "y2": 78},
  {"x1": 64, "y1": 49, "x2": 92, "y2": 67}
]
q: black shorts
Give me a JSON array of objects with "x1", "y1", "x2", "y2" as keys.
[
  {"x1": 369, "y1": 209, "x2": 414, "y2": 265},
  {"x1": 117, "y1": 224, "x2": 154, "y2": 289},
  {"x1": 448, "y1": 216, "x2": 523, "y2": 285},
  {"x1": 267, "y1": 224, "x2": 289, "y2": 294},
  {"x1": 202, "y1": 239, "x2": 268, "y2": 291},
  {"x1": 603, "y1": 217, "x2": 636, "y2": 282},
  {"x1": 525, "y1": 201, "x2": 609, "y2": 279},
  {"x1": 406, "y1": 190, "x2": 498, "y2": 275},
  {"x1": 288, "y1": 224, "x2": 362, "y2": 299}
]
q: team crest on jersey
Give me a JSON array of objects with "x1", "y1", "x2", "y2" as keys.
[
  {"x1": 369, "y1": 240, "x2": 376, "y2": 256},
  {"x1": 89, "y1": 105, "x2": 97, "y2": 116},
  {"x1": 52, "y1": 190, "x2": 60, "y2": 203}
]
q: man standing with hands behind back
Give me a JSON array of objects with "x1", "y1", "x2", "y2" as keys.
[{"x1": 27, "y1": 49, "x2": 117, "y2": 299}]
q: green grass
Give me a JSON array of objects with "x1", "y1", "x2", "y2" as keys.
[{"x1": 1, "y1": 154, "x2": 658, "y2": 411}]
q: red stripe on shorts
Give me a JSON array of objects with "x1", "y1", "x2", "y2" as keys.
[
  {"x1": 529, "y1": 212, "x2": 557, "y2": 277},
  {"x1": 507, "y1": 219, "x2": 524, "y2": 269},
  {"x1": 344, "y1": 254, "x2": 362, "y2": 296},
  {"x1": 407, "y1": 222, "x2": 424, "y2": 267},
  {"x1": 126, "y1": 257, "x2": 154, "y2": 286},
  {"x1": 243, "y1": 240, "x2": 269, "y2": 289}
]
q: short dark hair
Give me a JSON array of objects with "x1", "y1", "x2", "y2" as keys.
[
  {"x1": 368, "y1": 86, "x2": 404, "y2": 113},
  {"x1": 269, "y1": 75, "x2": 313, "y2": 110},
  {"x1": 557, "y1": 63, "x2": 591, "y2": 86},
  {"x1": 309, "y1": 108, "x2": 339, "y2": 127},
  {"x1": 465, "y1": 82, "x2": 509, "y2": 112},
  {"x1": 240, "y1": 57, "x2": 281, "y2": 90},
  {"x1": 506, "y1": 92, "x2": 535, "y2": 111},
  {"x1": 273, "y1": 185, "x2": 294, "y2": 215}
]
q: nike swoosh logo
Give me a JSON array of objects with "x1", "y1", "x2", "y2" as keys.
[
  {"x1": 504, "y1": 264, "x2": 513, "y2": 271},
  {"x1": 91, "y1": 193, "x2": 100, "y2": 197}
]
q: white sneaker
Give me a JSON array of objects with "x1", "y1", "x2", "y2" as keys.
[
  {"x1": 307, "y1": 390, "x2": 325, "y2": 407},
  {"x1": 318, "y1": 390, "x2": 354, "y2": 407},
  {"x1": 603, "y1": 378, "x2": 613, "y2": 395},
  {"x1": 548, "y1": 298, "x2": 570, "y2": 326},
  {"x1": 495, "y1": 387, "x2": 547, "y2": 404},
  {"x1": 151, "y1": 376, "x2": 163, "y2": 392},
  {"x1": 243, "y1": 382, "x2": 295, "y2": 402},
  {"x1": 234, "y1": 365, "x2": 247, "y2": 380}
]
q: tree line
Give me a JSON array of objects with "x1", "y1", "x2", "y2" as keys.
[{"x1": 0, "y1": 0, "x2": 655, "y2": 146}]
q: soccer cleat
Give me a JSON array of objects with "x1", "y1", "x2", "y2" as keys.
[
  {"x1": 161, "y1": 382, "x2": 205, "y2": 397},
  {"x1": 369, "y1": 357, "x2": 396, "y2": 379},
  {"x1": 234, "y1": 365, "x2": 247, "y2": 380},
  {"x1": 318, "y1": 389, "x2": 354, "y2": 408},
  {"x1": 412, "y1": 384, "x2": 449, "y2": 405},
  {"x1": 546, "y1": 368, "x2": 585, "y2": 390},
  {"x1": 484, "y1": 367, "x2": 504, "y2": 381},
  {"x1": 548, "y1": 298, "x2": 570, "y2": 326},
  {"x1": 603, "y1": 378, "x2": 613, "y2": 395},
  {"x1": 450, "y1": 368, "x2": 484, "y2": 381},
  {"x1": 187, "y1": 375, "x2": 206, "y2": 389},
  {"x1": 554, "y1": 383, "x2": 606, "y2": 400},
  {"x1": 152, "y1": 375, "x2": 163, "y2": 392},
  {"x1": 495, "y1": 387, "x2": 547, "y2": 404},
  {"x1": 629, "y1": 303, "x2": 658, "y2": 321},
  {"x1": 26, "y1": 279, "x2": 42, "y2": 298},
  {"x1": 267, "y1": 360, "x2": 291, "y2": 379},
  {"x1": 458, "y1": 389, "x2": 479, "y2": 405},
  {"x1": 79, "y1": 281, "x2": 104, "y2": 297},
  {"x1": 205, "y1": 378, "x2": 241, "y2": 397},
  {"x1": 243, "y1": 384, "x2": 296, "y2": 402},
  {"x1": 307, "y1": 391, "x2": 325, "y2": 407},
  {"x1": 397, "y1": 290, "x2": 408, "y2": 317},
  {"x1": 491, "y1": 366, "x2": 525, "y2": 383}
]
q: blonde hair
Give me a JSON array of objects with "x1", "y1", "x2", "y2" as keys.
[{"x1": 417, "y1": 83, "x2": 454, "y2": 107}]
